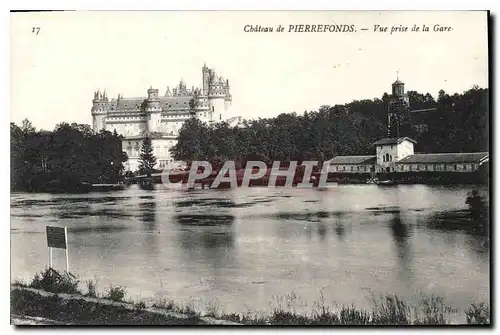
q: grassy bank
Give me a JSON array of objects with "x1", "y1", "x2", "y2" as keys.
[{"x1": 11, "y1": 268, "x2": 490, "y2": 326}]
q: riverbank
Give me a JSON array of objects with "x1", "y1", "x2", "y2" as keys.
[{"x1": 11, "y1": 269, "x2": 490, "y2": 326}]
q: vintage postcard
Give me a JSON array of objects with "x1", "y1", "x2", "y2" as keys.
[{"x1": 10, "y1": 10, "x2": 490, "y2": 326}]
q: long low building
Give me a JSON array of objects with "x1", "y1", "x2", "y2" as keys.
[
  {"x1": 394, "y1": 152, "x2": 489, "y2": 172},
  {"x1": 328, "y1": 155, "x2": 376, "y2": 173},
  {"x1": 327, "y1": 137, "x2": 489, "y2": 175}
]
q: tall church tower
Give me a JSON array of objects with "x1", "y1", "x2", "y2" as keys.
[{"x1": 387, "y1": 73, "x2": 410, "y2": 137}]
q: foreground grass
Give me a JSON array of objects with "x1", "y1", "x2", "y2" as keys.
[{"x1": 11, "y1": 268, "x2": 491, "y2": 325}]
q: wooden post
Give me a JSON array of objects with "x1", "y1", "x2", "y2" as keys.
[
  {"x1": 48, "y1": 247, "x2": 52, "y2": 268},
  {"x1": 65, "y1": 227, "x2": 69, "y2": 273}
]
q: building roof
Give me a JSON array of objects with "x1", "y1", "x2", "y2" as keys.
[
  {"x1": 392, "y1": 79, "x2": 404, "y2": 85},
  {"x1": 328, "y1": 155, "x2": 376, "y2": 165},
  {"x1": 373, "y1": 137, "x2": 417, "y2": 146},
  {"x1": 159, "y1": 96, "x2": 193, "y2": 110},
  {"x1": 114, "y1": 98, "x2": 146, "y2": 111},
  {"x1": 396, "y1": 152, "x2": 489, "y2": 164}
]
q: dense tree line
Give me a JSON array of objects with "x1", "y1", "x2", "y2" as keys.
[
  {"x1": 171, "y1": 87, "x2": 488, "y2": 166},
  {"x1": 11, "y1": 120, "x2": 128, "y2": 191}
]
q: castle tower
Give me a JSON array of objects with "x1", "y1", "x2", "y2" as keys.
[
  {"x1": 207, "y1": 67, "x2": 230, "y2": 122},
  {"x1": 202, "y1": 63, "x2": 210, "y2": 96},
  {"x1": 388, "y1": 73, "x2": 410, "y2": 137},
  {"x1": 91, "y1": 89, "x2": 108, "y2": 132},
  {"x1": 224, "y1": 79, "x2": 232, "y2": 117},
  {"x1": 146, "y1": 86, "x2": 161, "y2": 133}
]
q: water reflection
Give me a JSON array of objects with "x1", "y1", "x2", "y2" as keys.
[
  {"x1": 317, "y1": 222, "x2": 327, "y2": 241},
  {"x1": 139, "y1": 201, "x2": 156, "y2": 224},
  {"x1": 48, "y1": 195, "x2": 133, "y2": 220},
  {"x1": 332, "y1": 211, "x2": 346, "y2": 241},
  {"x1": 424, "y1": 209, "x2": 489, "y2": 259},
  {"x1": 173, "y1": 196, "x2": 236, "y2": 268},
  {"x1": 388, "y1": 210, "x2": 412, "y2": 280},
  {"x1": 138, "y1": 194, "x2": 158, "y2": 255}
]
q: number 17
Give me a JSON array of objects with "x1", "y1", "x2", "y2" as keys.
[{"x1": 32, "y1": 27, "x2": 40, "y2": 35}]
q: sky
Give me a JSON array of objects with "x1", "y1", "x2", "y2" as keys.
[{"x1": 10, "y1": 11, "x2": 488, "y2": 130}]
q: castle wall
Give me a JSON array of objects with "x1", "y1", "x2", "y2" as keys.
[
  {"x1": 209, "y1": 97, "x2": 226, "y2": 122},
  {"x1": 148, "y1": 112, "x2": 162, "y2": 133},
  {"x1": 92, "y1": 114, "x2": 106, "y2": 132},
  {"x1": 123, "y1": 137, "x2": 181, "y2": 172}
]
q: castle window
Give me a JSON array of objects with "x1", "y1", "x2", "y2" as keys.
[
  {"x1": 454, "y1": 164, "x2": 457, "y2": 171},
  {"x1": 463, "y1": 164, "x2": 467, "y2": 170},
  {"x1": 336, "y1": 166, "x2": 338, "y2": 171},
  {"x1": 350, "y1": 166, "x2": 353, "y2": 171},
  {"x1": 416, "y1": 165, "x2": 420, "y2": 171}
]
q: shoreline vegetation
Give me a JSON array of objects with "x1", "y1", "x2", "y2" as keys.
[{"x1": 11, "y1": 269, "x2": 490, "y2": 326}]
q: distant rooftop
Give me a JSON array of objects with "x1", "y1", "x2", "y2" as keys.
[
  {"x1": 328, "y1": 155, "x2": 376, "y2": 165},
  {"x1": 373, "y1": 137, "x2": 417, "y2": 146},
  {"x1": 396, "y1": 152, "x2": 489, "y2": 164}
]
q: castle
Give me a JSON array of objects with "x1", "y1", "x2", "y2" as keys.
[{"x1": 91, "y1": 63, "x2": 232, "y2": 171}]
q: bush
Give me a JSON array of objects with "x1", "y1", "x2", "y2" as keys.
[
  {"x1": 416, "y1": 295, "x2": 447, "y2": 324},
  {"x1": 466, "y1": 190, "x2": 488, "y2": 219},
  {"x1": 371, "y1": 295, "x2": 410, "y2": 325},
  {"x1": 338, "y1": 305, "x2": 371, "y2": 325},
  {"x1": 465, "y1": 302, "x2": 490, "y2": 324},
  {"x1": 104, "y1": 285, "x2": 126, "y2": 302},
  {"x1": 134, "y1": 301, "x2": 147, "y2": 309},
  {"x1": 85, "y1": 280, "x2": 98, "y2": 297},
  {"x1": 30, "y1": 268, "x2": 80, "y2": 294}
]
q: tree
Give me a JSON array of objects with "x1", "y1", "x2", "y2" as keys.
[
  {"x1": 21, "y1": 118, "x2": 36, "y2": 135},
  {"x1": 138, "y1": 136, "x2": 157, "y2": 176},
  {"x1": 11, "y1": 121, "x2": 127, "y2": 191}
]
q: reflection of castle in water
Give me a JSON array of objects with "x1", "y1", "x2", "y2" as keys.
[{"x1": 139, "y1": 196, "x2": 156, "y2": 224}]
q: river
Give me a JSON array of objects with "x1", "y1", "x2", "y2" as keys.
[{"x1": 11, "y1": 184, "x2": 489, "y2": 318}]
